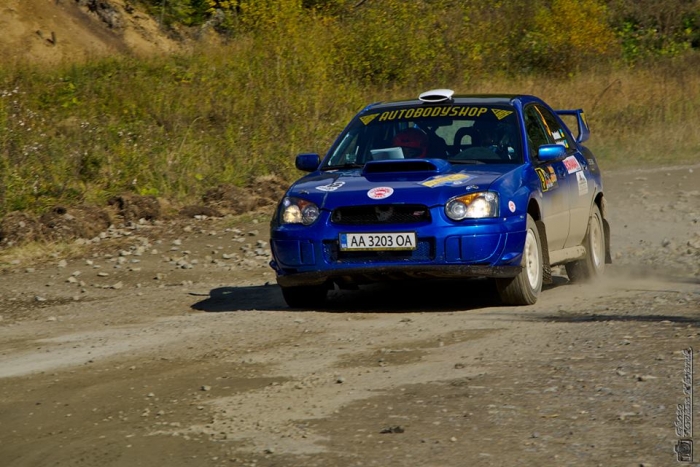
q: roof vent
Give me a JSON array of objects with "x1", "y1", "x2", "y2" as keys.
[{"x1": 418, "y1": 89, "x2": 454, "y2": 103}]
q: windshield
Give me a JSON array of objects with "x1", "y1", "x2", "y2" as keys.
[{"x1": 322, "y1": 104, "x2": 522, "y2": 169}]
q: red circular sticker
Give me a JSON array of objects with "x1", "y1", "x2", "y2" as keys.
[{"x1": 367, "y1": 187, "x2": 394, "y2": 200}]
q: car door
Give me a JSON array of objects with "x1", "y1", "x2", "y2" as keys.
[
  {"x1": 533, "y1": 106, "x2": 594, "y2": 248},
  {"x1": 524, "y1": 105, "x2": 571, "y2": 251}
]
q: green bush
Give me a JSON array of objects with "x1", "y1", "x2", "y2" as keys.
[
  {"x1": 0, "y1": 0, "x2": 699, "y2": 218},
  {"x1": 519, "y1": 0, "x2": 619, "y2": 73},
  {"x1": 607, "y1": 0, "x2": 700, "y2": 62}
]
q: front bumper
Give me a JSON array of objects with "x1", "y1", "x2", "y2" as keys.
[{"x1": 270, "y1": 210, "x2": 527, "y2": 287}]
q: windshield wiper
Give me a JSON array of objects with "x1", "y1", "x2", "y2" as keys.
[
  {"x1": 448, "y1": 159, "x2": 486, "y2": 165},
  {"x1": 321, "y1": 163, "x2": 364, "y2": 170}
]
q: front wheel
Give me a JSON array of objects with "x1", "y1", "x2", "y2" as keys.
[
  {"x1": 281, "y1": 284, "x2": 328, "y2": 308},
  {"x1": 496, "y1": 214, "x2": 543, "y2": 305},
  {"x1": 565, "y1": 204, "x2": 605, "y2": 282}
]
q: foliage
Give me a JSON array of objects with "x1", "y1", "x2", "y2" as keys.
[
  {"x1": 520, "y1": 0, "x2": 619, "y2": 73},
  {"x1": 333, "y1": 0, "x2": 458, "y2": 85},
  {"x1": 332, "y1": 0, "x2": 620, "y2": 82},
  {"x1": 606, "y1": 0, "x2": 700, "y2": 62},
  {"x1": 135, "y1": 0, "x2": 699, "y2": 62},
  {"x1": 139, "y1": 0, "x2": 198, "y2": 27},
  {"x1": 134, "y1": 0, "x2": 698, "y2": 68},
  {"x1": 0, "y1": 0, "x2": 699, "y2": 217}
]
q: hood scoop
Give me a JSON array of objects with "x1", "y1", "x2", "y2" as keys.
[{"x1": 362, "y1": 158, "x2": 451, "y2": 181}]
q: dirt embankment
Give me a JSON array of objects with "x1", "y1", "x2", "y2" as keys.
[{"x1": 0, "y1": 0, "x2": 179, "y2": 66}]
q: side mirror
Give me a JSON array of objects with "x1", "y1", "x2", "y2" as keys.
[
  {"x1": 537, "y1": 144, "x2": 567, "y2": 161},
  {"x1": 295, "y1": 153, "x2": 321, "y2": 172}
]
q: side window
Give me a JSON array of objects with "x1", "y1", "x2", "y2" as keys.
[
  {"x1": 524, "y1": 106, "x2": 550, "y2": 159},
  {"x1": 327, "y1": 130, "x2": 359, "y2": 165},
  {"x1": 535, "y1": 105, "x2": 575, "y2": 152}
]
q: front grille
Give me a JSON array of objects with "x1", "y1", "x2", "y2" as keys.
[
  {"x1": 331, "y1": 204, "x2": 430, "y2": 225},
  {"x1": 323, "y1": 239, "x2": 434, "y2": 264}
]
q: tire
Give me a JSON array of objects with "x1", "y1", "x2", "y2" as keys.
[
  {"x1": 281, "y1": 284, "x2": 328, "y2": 308},
  {"x1": 496, "y1": 214, "x2": 543, "y2": 305},
  {"x1": 565, "y1": 204, "x2": 605, "y2": 282}
]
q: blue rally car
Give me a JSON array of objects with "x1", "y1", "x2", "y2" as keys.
[{"x1": 269, "y1": 89, "x2": 611, "y2": 307}]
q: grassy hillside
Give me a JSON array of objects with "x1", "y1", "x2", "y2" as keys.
[{"x1": 1, "y1": 0, "x2": 699, "y2": 216}]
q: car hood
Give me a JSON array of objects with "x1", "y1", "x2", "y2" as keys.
[{"x1": 288, "y1": 159, "x2": 516, "y2": 210}]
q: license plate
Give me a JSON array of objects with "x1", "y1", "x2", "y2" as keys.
[{"x1": 339, "y1": 232, "x2": 417, "y2": 251}]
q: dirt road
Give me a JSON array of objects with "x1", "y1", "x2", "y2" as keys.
[{"x1": 1, "y1": 165, "x2": 699, "y2": 467}]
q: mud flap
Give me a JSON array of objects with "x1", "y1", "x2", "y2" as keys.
[
  {"x1": 599, "y1": 196, "x2": 612, "y2": 264},
  {"x1": 536, "y1": 219, "x2": 552, "y2": 285},
  {"x1": 603, "y1": 218, "x2": 612, "y2": 264}
]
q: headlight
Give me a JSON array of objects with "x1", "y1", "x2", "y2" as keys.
[
  {"x1": 445, "y1": 192, "x2": 499, "y2": 220},
  {"x1": 280, "y1": 197, "x2": 320, "y2": 225}
]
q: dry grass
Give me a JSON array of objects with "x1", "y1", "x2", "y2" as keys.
[
  {"x1": 0, "y1": 241, "x2": 88, "y2": 270},
  {"x1": 1, "y1": 42, "x2": 698, "y2": 217}
]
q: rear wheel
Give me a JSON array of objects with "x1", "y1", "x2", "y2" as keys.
[
  {"x1": 281, "y1": 284, "x2": 328, "y2": 308},
  {"x1": 496, "y1": 214, "x2": 543, "y2": 305},
  {"x1": 565, "y1": 204, "x2": 605, "y2": 282}
]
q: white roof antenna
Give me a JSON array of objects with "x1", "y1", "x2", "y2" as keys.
[{"x1": 419, "y1": 89, "x2": 454, "y2": 103}]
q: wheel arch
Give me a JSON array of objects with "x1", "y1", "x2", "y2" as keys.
[
  {"x1": 526, "y1": 197, "x2": 542, "y2": 222},
  {"x1": 527, "y1": 197, "x2": 552, "y2": 284},
  {"x1": 594, "y1": 192, "x2": 612, "y2": 264}
]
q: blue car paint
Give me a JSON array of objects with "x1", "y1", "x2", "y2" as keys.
[
  {"x1": 271, "y1": 162, "x2": 531, "y2": 284},
  {"x1": 269, "y1": 93, "x2": 606, "y2": 293}
]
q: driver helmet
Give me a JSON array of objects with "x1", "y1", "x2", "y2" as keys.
[
  {"x1": 475, "y1": 121, "x2": 516, "y2": 159},
  {"x1": 393, "y1": 127, "x2": 428, "y2": 158},
  {"x1": 476, "y1": 121, "x2": 514, "y2": 146},
  {"x1": 473, "y1": 121, "x2": 498, "y2": 146}
]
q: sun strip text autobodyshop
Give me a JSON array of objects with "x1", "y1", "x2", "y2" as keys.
[{"x1": 377, "y1": 106, "x2": 489, "y2": 121}]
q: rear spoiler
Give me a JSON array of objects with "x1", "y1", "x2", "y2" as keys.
[{"x1": 555, "y1": 109, "x2": 590, "y2": 144}]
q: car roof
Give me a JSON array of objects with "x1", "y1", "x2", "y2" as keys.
[{"x1": 362, "y1": 91, "x2": 542, "y2": 112}]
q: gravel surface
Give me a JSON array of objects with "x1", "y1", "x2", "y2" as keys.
[{"x1": 0, "y1": 164, "x2": 699, "y2": 467}]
